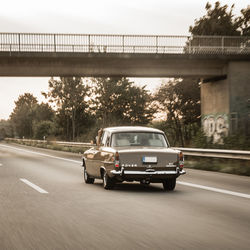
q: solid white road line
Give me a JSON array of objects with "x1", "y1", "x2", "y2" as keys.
[
  {"x1": 0, "y1": 144, "x2": 81, "y2": 164},
  {"x1": 177, "y1": 181, "x2": 250, "y2": 199},
  {"x1": 20, "y1": 178, "x2": 48, "y2": 194}
]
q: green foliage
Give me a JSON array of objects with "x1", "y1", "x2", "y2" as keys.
[
  {"x1": 187, "y1": 2, "x2": 250, "y2": 53},
  {"x1": 91, "y1": 77, "x2": 154, "y2": 127},
  {"x1": 151, "y1": 120, "x2": 177, "y2": 146},
  {"x1": 191, "y1": 129, "x2": 212, "y2": 148},
  {"x1": 43, "y1": 77, "x2": 92, "y2": 141},
  {"x1": 189, "y1": 2, "x2": 240, "y2": 36},
  {"x1": 191, "y1": 130, "x2": 250, "y2": 150},
  {"x1": 10, "y1": 93, "x2": 38, "y2": 138},
  {"x1": 10, "y1": 93, "x2": 55, "y2": 139},
  {"x1": 34, "y1": 103, "x2": 54, "y2": 122},
  {"x1": 76, "y1": 122, "x2": 101, "y2": 142},
  {"x1": 9, "y1": 77, "x2": 154, "y2": 142},
  {"x1": 154, "y1": 79, "x2": 200, "y2": 146},
  {"x1": 236, "y1": 7, "x2": 250, "y2": 36},
  {"x1": 33, "y1": 120, "x2": 55, "y2": 140},
  {"x1": 223, "y1": 134, "x2": 250, "y2": 150},
  {"x1": 9, "y1": 139, "x2": 89, "y2": 154},
  {"x1": 189, "y1": 1, "x2": 249, "y2": 37},
  {"x1": 0, "y1": 120, "x2": 14, "y2": 139},
  {"x1": 185, "y1": 156, "x2": 250, "y2": 176}
]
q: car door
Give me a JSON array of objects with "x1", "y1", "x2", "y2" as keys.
[
  {"x1": 84, "y1": 146, "x2": 101, "y2": 177},
  {"x1": 92, "y1": 131, "x2": 109, "y2": 177},
  {"x1": 85, "y1": 130, "x2": 109, "y2": 178}
]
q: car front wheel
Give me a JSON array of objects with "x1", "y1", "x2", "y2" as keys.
[
  {"x1": 83, "y1": 167, "x2": 95, "y2": 184},
  {"x1": 162, "y1": 178, "x2": 176, "y2": 191},
  {"x1": 103, "y1": 171, "x2": 115, "y2": 190}
]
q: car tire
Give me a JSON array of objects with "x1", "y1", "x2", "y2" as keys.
[
  {"x1": 162, "y1": 178, "x2": 176, "y2": 191},
  {"x1": 83, "y1": 167, "x2": 95, "y2": 184},
  {"x1": 103, "y1": 171, "x2": 115, "y2": 190}
]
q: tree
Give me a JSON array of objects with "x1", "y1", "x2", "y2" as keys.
[
  {"x1": 32, "y1": 104, "x2": 55, "y2": 139},
  {"x1": 236, "y1": 7, "x2": 250, "y2": 36},
  {"x1": 0, "y1": 127, "x2": 6, "y2": 140},
  {"x1": 189, "y1": 2, "x2": 240, "y2": 36},
  {"x1": 187, "y1": 2, "x2": 244, "y2": 52},
  {"x1": 155, "y1": 79, "x2": 200, "y2": 146},
  {"x1": 0, "y1": 119, "x2": 14, "y2": 139},
  {"x1": 34, "y1": 102, "x2": 55, "y2": 122},
  {"x1": 91, "y1": 77, "x2": 154, "y2": 127},
  {"x1": 33, "y1": 120, "x2": 55, "y2": 140},
  {"x1": 189, "y1": 2, "x2": 250, "y2": 37},
  {"x1": 10, "y1": 93, "x2": 38, "y2": 138},
  {"x1": 43, "y1": 77, "x2": 91, "y2": 141},
  {"x1": 10, "y1": 93, "x2": 55, "y2": 139}
]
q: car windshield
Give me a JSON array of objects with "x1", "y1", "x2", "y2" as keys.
[{"x1": 111, "y1": 132, "x2": 168, "y2": 147}]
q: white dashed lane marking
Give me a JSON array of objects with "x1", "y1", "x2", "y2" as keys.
[{"x1": 20, "y1": 178, "x2": 48, "y2": 194}]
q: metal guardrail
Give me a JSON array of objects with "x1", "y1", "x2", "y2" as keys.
[
  {"x1": 0, "y1": 33, "x2": 249, "y2": 55},
  {"x1": 174, "y1": 147, "x2": 250, "y2": 161},
  {"x1": 4, "y1": 138, "x2": 250, "y2": 160},
  {"x1": 53, "y1": 141, "x2": 93, "y2": 147},
  {"x1": 4, "y1": 138, "x2": 92, "y2": 147}
]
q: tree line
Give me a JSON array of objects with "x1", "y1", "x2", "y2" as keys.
[
  {"x1": 0, "y1": 2, "x2": 249, "y2": 147},
  {"x1": 1, "y1": 76, "x2": 200, "y2": 146}
]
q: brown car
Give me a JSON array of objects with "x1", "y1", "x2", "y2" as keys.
[{"x1": 82, "y1": 126, "x2": 185, "y2": 190}]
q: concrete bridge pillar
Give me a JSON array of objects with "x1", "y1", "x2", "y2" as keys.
[{"x1": 201, "y1": 61, "x2": 250, "y2": 143}]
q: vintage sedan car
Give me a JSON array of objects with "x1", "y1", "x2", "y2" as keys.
[{"x1": 82, "y1": 126, "x2": 185, "y2": 190}]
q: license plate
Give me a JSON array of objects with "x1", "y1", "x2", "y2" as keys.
[{"x1": 142, "y1": 156, "x2": 157, "y2": 164}]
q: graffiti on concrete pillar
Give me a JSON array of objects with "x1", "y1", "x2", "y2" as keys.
[{"x1": 202, "y1": 114, "x2": 229, "y2": 144}]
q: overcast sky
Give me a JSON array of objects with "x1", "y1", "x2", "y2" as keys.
[{"x1": 0, "y1": 0, "x2": 249, "y2": 119}]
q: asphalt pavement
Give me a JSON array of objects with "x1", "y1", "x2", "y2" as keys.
[{"x1": 0, "y1": 142, "x2": 250, "y2": 250}]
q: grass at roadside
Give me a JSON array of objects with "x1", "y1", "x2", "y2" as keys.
[
  {"x1": 185, "y1": 156, "x2": 250, "y2": 176},
  {"x1": 5, "y1": 140, "x2": 90, "y2": 154}
]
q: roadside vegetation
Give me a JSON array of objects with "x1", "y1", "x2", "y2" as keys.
[
  {"x1": 0, "y1": 2, "x2": 249, "y2": 175},
  {"x1": 5, "y1": 138, "x2": 89, "y2": 154},
  {"x1": 185, "y1": 156, "x2": 250, "y2": 176}
]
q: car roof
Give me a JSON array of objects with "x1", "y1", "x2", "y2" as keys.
[{"x1": 104, "y1": 126, "x2": 164, "y2": 133}]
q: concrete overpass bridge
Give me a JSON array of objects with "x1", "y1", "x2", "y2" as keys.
[
  {"x1": 0, "y1": 33, "x2": 249, "y2": 77},
  {"x1": 0, "y1": 32, "x2": 250, "y2": 141}
]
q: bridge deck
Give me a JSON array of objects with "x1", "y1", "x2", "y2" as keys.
[{"x1": 0, "y1": 33, "x2": 249, "y2": 77}]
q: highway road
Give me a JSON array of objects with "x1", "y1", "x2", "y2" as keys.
[{"x1": 0, "y1": 142, "x2": 250, "y2": 250}]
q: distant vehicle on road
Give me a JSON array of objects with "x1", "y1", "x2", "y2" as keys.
[{"x1": 82, "y1": 126, "x2": 185, "y2": 190}]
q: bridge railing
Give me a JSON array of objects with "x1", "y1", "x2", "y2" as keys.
[{"x1": 0, "y1": 33, "x2": 249, "y2": 54}]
